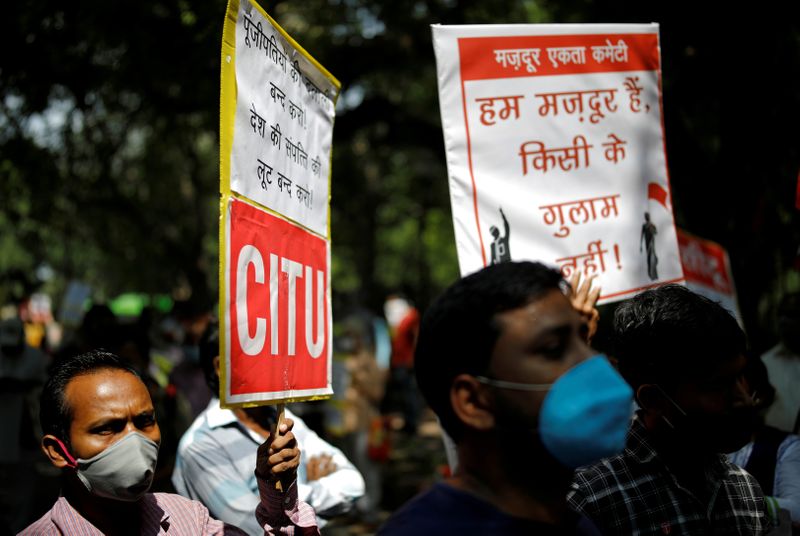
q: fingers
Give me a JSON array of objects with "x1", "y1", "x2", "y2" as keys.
[
  {"x1": 256, "y1": 417, "x2": 300, "y2": 483},
  {"x1": 268, "y1": 419, "x2": 298, "y2": 471},
  {"x1": 267, "y1": 444, "x2": 300, "y2": 475},
  {"x1": 586, "y1": 307, "x2": 600, "y2": 343},
  {"x1": 306, "y1": 457, "x2": 319, "y2": 481},
  {"x1": 568, "y1": 272, "x2": 580, "y2": 297},
  {"x1": 306, "y1": 454, "x2": 337, "y2": 482},
  {"x1": 570, "y1": 272, "x2": 599, "y2": 313},
  {"x1": 270, "y1": 418, "x2": 295, "y2": 451},
  {"x1": 320, "y1": 456, "x2": 337, "y2": 477},
  {"x1": 586, "y1": 281, "x2": 602, "y2": 309}
]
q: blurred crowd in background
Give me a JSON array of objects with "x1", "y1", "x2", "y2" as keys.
[{"x1": 0, "y1": 281, "x2": 448, "y2": 534}]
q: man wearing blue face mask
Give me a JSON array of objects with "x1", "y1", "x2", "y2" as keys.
[
  {"x1": 568, "y1": 284, "x2": 772, "y2": 535},
  {"x1": 379, "y1": 261, "x2": 633, "y2": 535},
  {"x1": 20, "y1": 350, "x2": 320, "y2": 535}
]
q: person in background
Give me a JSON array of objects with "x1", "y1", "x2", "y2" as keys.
[
  {"x1": 569, "y1": 284, "x2": 771, "y2": 535},
  {"x1": 728, "y1": 354, "x2": 800, "y2": 527},
  {"x1": 337, "y1": 314, "x2": 388, "y2": 525},
  {"x1": 52, "y1": 304, "x2": 119, "y2": 369},
  {"x1": 0, "y1": 316, "x2": 49, "y2": 534},
  {"x1": 383, "y1": 294, "x2": 420, "y2": 434},
  {"x1": 21, "y1": 349, "x2": 319, "y2": 535},
  {"x1": 762, "y1": 293, "x2": 800, "y2": 434},
  {"x1": 172, "y1": 326, "x2": 364, "y2": 534},
  {"x1": 168, "y1": 300, "x2": 214, "y2": 420},
  {"x1": 379, "y1": 262, "x2": 632, "y2": 535}
]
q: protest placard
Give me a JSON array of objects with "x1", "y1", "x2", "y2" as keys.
[
  {"x1": 433, "y1": 24, "x2": 684, "y2": 303},
  {"x1": 223, "y1": 197, "x2": 331, "y2": 404},
  {"x1": 223, "y1": 0, "x2": 337, "y2": 237},
  {"x1": 677, "y1": 229, "x2": 742, "y2": 325},
  {"x1": 220, "y1": 0, "x2": 339, "y2": 406}
]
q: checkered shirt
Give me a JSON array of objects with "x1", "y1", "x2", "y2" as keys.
[{"x1": 568, "y1": 415, "x2": 771, "y2": 535}]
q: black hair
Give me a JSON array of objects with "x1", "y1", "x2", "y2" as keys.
[
  {"x1": 613, "y1": 284, "x2": 746, "y2": 393},
  {"x1": 414, "y1": 261, "x2": 564, "y2": 441},
  {"x1": 199, "y1": 321, "x2": 220, "y2": 396},
  {"x1": 40, "y1": 350, "x2": 139, "y2": 446}
]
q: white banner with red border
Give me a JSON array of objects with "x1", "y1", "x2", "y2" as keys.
[
  {"x1": 677, "y1": 229, "x2": 742, "y2": 326},
  {"x1": 432, "y1": 23, "x2": 684, "y2": 302}
]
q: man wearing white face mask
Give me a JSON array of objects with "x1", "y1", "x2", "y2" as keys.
[
  {"x1": 379, "y1": 262, "x2": 632, "y2": 535},
  {"x1": 20, "y1": 350, "x2": 320, "y2": 535}
]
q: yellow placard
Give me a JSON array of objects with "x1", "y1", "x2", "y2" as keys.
[{"x1": 219, "y1": 0, "x2": 340, "y2": 407}]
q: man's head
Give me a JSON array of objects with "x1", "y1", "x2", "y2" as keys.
[
  {"x1": 613, "y1": 284, "x2": 754, "y2": 453},
  {"x1": 489, "y1": 225, "x2": 500, "y2": 239},
  {"x1": 199, "y1": 323, "x2": 277, "y2": 425},
  {"x1": 384, "y1": 294, "x2": 413, "y2": 330},
  {"x1": 414, "y1": 262, "x2": 593, "y2": 443},
  {"x1": 200, "y1": 322, "x2": 221, "y2": 396},
  {"x1": 40, "y1": 350, "x2": 160, "y2": 499}
]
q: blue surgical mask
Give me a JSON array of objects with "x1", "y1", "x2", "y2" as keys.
[{"x1": 477, "y1": 354, "x2": 633, "y2": 468}]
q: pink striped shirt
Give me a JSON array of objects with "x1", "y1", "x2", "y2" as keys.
[{"x1": 19, "y1": 479, "x2": 319, "y2": 535}]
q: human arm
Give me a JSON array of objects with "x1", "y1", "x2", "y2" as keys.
[
  {"x1": 774, "y1": 435, "x2": 800, "y2": 523},
  {"x1": 290, "y1": 410, "x2": 365, "y2": 517},
  {"x1": 175, "y1": 419, "x2": 319, "y2": 535},
  {"x1": 177, "y1": 481, "x2": 318, "y2": 536},
  {"x1": 183, "y1": 418, "x2": 321, "y2": 535},
  {"x1": 173, "y1": 430, "x2": 264, "y2": 535},
  {"x1": 254, "y1": 418, "x2": 321, "y2": 535},
  {"x1": 501, "y1": 208, "x2": 509, "y2": 236}
]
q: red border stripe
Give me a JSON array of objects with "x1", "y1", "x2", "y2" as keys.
[{"x1": 458, "y1": 33, "x2": 659, "y2": 82}]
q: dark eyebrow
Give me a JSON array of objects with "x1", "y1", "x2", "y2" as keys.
[
  {"x1": 541, "y1": 318, "x2": 579, "y2": 336},
  {"x1": 86, "y1": 407, "x2": 156, "y2": 429},
  {"x1": 87, "y1": 416, "x2": 127, "y2": 430},
  {"x1": 524, "y1": 324, "x2": 572, "y2": 350},
  {"x1": 538, "y1": 324, "x2": 571, "y2": 338},
  {"x1": 509, "y1": 312, "x2": 571, "y2": 337}
]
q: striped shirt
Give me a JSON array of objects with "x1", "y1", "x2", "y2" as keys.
[
  {"x1": 172, "y1": 400, "x2": 363, "y2": 533},
  {"x1": 568, "y1": 415, "x2": 771, "y2": 535},
  {"x1": 19, "y1": 477, "x2": 319, "y2": 535}
]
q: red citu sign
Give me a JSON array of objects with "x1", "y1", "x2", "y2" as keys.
[{"x1": 225, "y1": 198, "x2": 330, "y2": 402}]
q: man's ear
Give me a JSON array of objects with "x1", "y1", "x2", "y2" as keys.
[
  {"x1": 451, "y1": 374, "x2": 495, "y2": 432},
  {"x1": 636, "y1": 384, "x2": 666, "y2": 415},
  {"x1": 42, "y1": 435, "x2": 73, "y2": 469},
  {"x1": 213, "y1": 355, "x2": 221, "y2": 379}
]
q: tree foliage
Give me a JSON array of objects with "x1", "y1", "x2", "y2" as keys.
[{"x1": 1, "y1": 0, "x2": 799, "y2": 349}]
